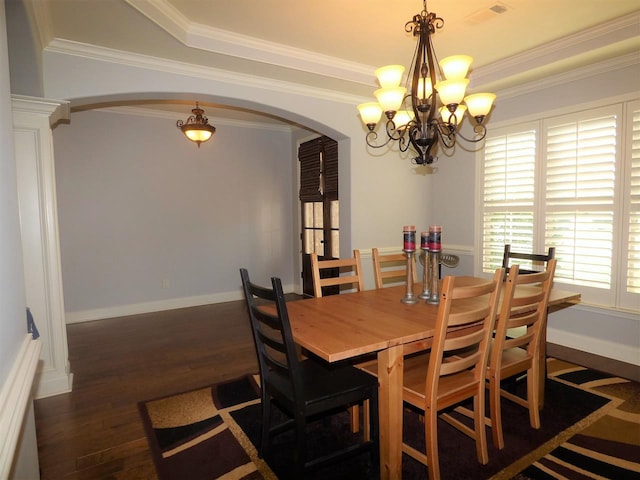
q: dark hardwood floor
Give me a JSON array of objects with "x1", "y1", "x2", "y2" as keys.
[
  {"x1": 34, "y1": 296, "x2": 635, "y2": 479},
  {"x1": 34, "y1": 299, "x2": 262, "y2": 479}
]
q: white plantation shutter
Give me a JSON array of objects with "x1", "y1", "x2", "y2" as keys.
[
  {"x1": 480, "y1": 100, "x2": 638, "y2": 311},
  {"x1": 482, "y1": 128, "x2": 536, "y2": 272},
  {"x1": 543, "y1": 109, "x2": 618, "y2": 292},
  {"x1": 621, "y1": 102, "x2": 640, "y2": 309}
]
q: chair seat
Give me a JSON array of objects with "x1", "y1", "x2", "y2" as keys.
[
  {"x1": 494, "y1": 346, "x2": 533, "y2": 381},
  {"x1": 270, "y1": 359, "x2": 378, "y2": 416},
  {"x1": 364, "y1": 353, "x2": 480, "y2": 410}
]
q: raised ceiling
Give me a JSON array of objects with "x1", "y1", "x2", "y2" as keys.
[{"x1": 33, "y1": 0, "x2": 640, "y2": 122}]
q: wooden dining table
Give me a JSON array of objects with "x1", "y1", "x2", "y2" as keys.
[{"x1": 285, "y1": 281, "x2": 580, "y2": 479}]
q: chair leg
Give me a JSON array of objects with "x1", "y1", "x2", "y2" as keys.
[
  {"x1": 259, "y1": 394, "x2": 271, "y2": 458},
  {"x1": 350, "y1": 405, "x2": 360, "y2": 433},
  {"x1": 490, "y1": 375, "x2": 505, "y2": 450},
  {"x1": 425, "y1": 406, "x2": 440, "y2": 480},
  {"x1": 293, "y1": 413, "x2": 307, "y2": 478},
  {"x1": 473, "y1": 393, "x2": 489, "y2": 465},
  {"x1": 362, "y1": 400, "x2": 370, "y2": 441},
  {"x1": 527, "y1": 363, "x2": 541, "y2": 429},
  {"x1": 369, "y1": 390, "x2": 380, "y2": 470}
]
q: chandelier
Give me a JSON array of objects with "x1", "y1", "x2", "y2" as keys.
[
  {"x1": 357, "y1": 0, "x2": 496, "y2": 166},
  {"x1": 176, "y1": 102, "x2": 216, "y2": 147}
]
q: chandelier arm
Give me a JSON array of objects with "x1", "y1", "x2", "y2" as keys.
[
  {"x1": 432, "y1": 120, "x2": 454, "y2": 144},
  {"x1": 385, "y1": 119, "x2": 409, "y2": 142},
  {"x1": 398, "y1": 127, "x2": 413, "y2": 153},
  {"x1": 453, "y1": 123, "x2": 488, "y2": 143},
  {"x1": 365, "y1": 130, "x2": 395, "y2": 149}
]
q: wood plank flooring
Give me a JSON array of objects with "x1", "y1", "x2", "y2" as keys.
[{"x1": 34, "y1": 299, "x2": 263, "y2": 479}]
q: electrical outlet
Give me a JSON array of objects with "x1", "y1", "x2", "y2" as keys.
[{"x1": 162, "y1": 278, "x2": 170, "y2": 289}]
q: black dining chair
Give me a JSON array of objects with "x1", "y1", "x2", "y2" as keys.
[
  {"x1": 502, "y1": 244, "x2": 555, "y2": 275},
  {"x1": 239, "y1": 268, "x2": 379, "y2": 478}
]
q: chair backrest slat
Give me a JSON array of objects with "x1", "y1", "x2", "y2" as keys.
[
  {"x1": 310, "y1": 250, "x2": 364, "y2": 297},
  {"x1": 372, "y1": 248, "x2": 417, "y2": 288}
]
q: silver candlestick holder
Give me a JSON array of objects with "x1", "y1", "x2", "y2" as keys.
[
  {"x1": 401, "y1": 249, "x2": 419, "y2": 304},
  {"x1": 419, "y1": 248, "x2": 430, "y2": 300}
]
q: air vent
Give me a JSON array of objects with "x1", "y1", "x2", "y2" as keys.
[{"x1": 465, "y1": 2, "x2": 510, "y2": 25}]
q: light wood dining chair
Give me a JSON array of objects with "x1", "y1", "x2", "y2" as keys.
[
  {"x1": 487, "y1": 258, "x2": 557, "y2": 449},
  {"x1": 310, "y1": 250, "x2": 366, "y2": 432},
  {"x1": 363, "y1": 269, "x2": 504, "y2": 480},
  {"x1": 310, "y1": 250, "x2": 364, "y2": 298},
  {"x1": 372, "y1": 247, "x2": 417, "y2": 289}
]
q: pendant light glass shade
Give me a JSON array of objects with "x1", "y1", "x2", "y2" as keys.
[
  {"x1": 439, "y1": 55, "x2": 473, "y2": 80},
  {"x1": 357, "y1": 102, "x2": 384, "y2": 127},
  {"x1": 374, "y1": 87, "x2": 407, "y2": 113},
  {"x1": 435, "y1": 79, "x2": 469, "y2": 106},
  {"x1": 176, "y1": 103, "x2": 216, "y2": 147},
  {"x1": 464, "y1": 93, "x2": 497, "y2": 118},
  {"x1": 375, "y1": 65, "x2": 405, "y2": 88}
]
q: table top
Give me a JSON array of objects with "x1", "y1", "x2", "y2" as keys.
[{"x1": 285, "y1": 282, "x2": 580, "y2": 363}]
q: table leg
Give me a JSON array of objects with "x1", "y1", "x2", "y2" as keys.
[{"x1": 378, "y1": 345, "x2": 404, "y2": 480}]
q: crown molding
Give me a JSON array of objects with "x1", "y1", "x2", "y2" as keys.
[
  {"x1": 44, "y1": 38, "x2": 366, "y2": 106},
  {"x1": 46, "y1": 35, "x2": 639, "y2": 115},
  {"x1": 470, "y1": 11, "x2": 640, "y2": 89},
  {"x1": 495, "y1": 52, "x2": 640, "y2": 101},
  {"x1": 124, "y1": 0, "x2": 374, "y2": 86}
]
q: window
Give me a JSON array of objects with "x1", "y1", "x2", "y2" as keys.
[{"x1": 479, "y1": 99, "x2": 639, "y2": 312}]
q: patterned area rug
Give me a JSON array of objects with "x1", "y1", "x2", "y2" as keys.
[
  {"x1": 513, "y1": 358, "x2": 640, "y2": 479},
  {"x1": 138, "y1": 360, "x2": 638, "y2": 479},
  {"x1": 139, "y1": 374, "x2": 270, "y2": 480}
]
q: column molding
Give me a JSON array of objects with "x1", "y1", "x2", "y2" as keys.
[{"x1": 12, "y1": 94, "x2": 73, "y2": 398}]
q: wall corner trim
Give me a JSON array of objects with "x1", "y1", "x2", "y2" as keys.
[{"x1": 0, "y1": 334, "x2": 42, "y2": 478}]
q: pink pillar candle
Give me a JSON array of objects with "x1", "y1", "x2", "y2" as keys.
[
  {"x1": 403, "y1": 225, "x2": 416, "y2": 251},
  {"x1": 428, "y1": 225, "x2": 442, "y2": 251},
  {"x1": 421, "y1": 231, "x2": 429, "y2": 250}
]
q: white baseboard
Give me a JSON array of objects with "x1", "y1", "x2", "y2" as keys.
[
  {"x1": 0, "y1": 335, "x2": 42, "y2": 479},
  {"x1": 65, "y1": 284, "x2": 296, "y2": 324},
  {"x1": 34, "y1": 368, "x2": 73, "y2": 399},
  {"x1": 547, "y1": 326, "x2": 640, "y2": 366}
]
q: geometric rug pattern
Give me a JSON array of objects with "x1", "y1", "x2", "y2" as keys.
[{"x1": 513, "y1": 358, "x2": 640, "y2": 479}]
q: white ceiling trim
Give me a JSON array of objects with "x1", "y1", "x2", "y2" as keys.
[
  {"x1": 124, "y1": 0, "x2": 375, "y2": 85},
  {"x1": 45, "y1": 36, "x2": 639, "y2": 112},
  {"x1": 44, "y1": 39, "x2": 368, "y2": 105},
  {"x1": 471, "y1": 12, "x2": 640, "y2": 88},
  {"x1": 495, "y1": 52, "x2": 640, "y2": 101}
]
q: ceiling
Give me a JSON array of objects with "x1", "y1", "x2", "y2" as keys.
[{"x1": 32, "y1": 0, "x2": 640, "y2": 124}]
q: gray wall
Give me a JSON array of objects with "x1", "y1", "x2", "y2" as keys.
[
  {"x1": 0, "y1": 0, "x2": 27, "y2": 398},
  {"x1": 54, "y1": 108, "x2": 296, "y2": 320}
]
